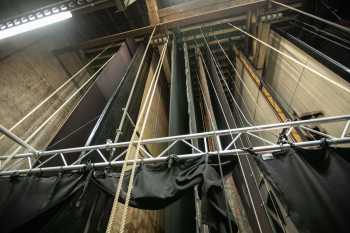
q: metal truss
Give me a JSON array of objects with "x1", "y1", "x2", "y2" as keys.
[{"x1": 0, "y1": 114, "x2": 350, "y2": 176}]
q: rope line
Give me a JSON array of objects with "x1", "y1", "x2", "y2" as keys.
[
  {"x1": 105, "y1": 27, "x2": 158, "y2": 233},
  {"x1": 105, "y1": 34, "x2": 168, "y2": 233},
  {"x1": 119, "y1": 40, "x2": 168, "y2": 233},
  {"x1": 113, "y1": 27, "x2": 158, "y2": 144},
  {"x1": 201, "y1": 31, "x2": 287, "y2": 232},
  {"x1": 208, "y1": 32, "x2": 288, "y2": 233}
]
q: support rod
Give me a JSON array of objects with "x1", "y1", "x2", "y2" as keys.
[{"x1": 0, "y1": 125, "x2": 38, "y2": 154}]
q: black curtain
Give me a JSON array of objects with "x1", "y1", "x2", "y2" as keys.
[
  {"x1": 256, "y1": 146, "x2": 350, "y2": 233},
  {"x1": 0, "y1": 157, "x2": 236, "y2": 233}
]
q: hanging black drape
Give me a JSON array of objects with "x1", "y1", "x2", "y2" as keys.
[
  {"x1": 256, "y1": 146, "x2": 350, "y2": 233},
  {"x1": 0, "y1": 157, "x2": 236, "y2": 233}
]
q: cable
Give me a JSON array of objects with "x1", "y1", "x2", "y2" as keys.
[
  {"x1": 105, "y1": 32, "x2": 167, "y2": 233},
  {"x1": 113, "y1": 27, "x2": 157, "y2": 144},
  {"x1": 205, "y1": 34, "x2": 286, "y2": 232},
  {"x1": 47, "y1": 114, "x2": 101, "y2": 149},
  {"x1": 290, "y1": 21, "x2": 350, "y2": 50},
  {"x1": 214, "y1": 38, "x2": 281, "y2": 140},
  {"x1": 202, "y1": 31, "x2": 286, "y2": 233},
  {"x1": 1, "y1": 53, "x2": 116, "y2": 170},
  {"x1": 195, "y1": 37, "x2": 261, "y2": 232},
  {"x1": 228, "y1": 23, "x2": 350, "y2": 94},
  {"x1": 195, "y1": 50, "x2": 234, "y2": 233},
  {"x1": 215, "y1": 32, "x2": 337, "y2": 125},
  {"x1": 0, "y1": 45, "x2": 111, "y2": 143}
]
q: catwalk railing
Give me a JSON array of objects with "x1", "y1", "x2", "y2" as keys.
[{"x1": 0, "y1": 114, "x2": 349, "y2": 176}]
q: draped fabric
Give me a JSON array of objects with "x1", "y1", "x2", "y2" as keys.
[
  {"x1": 256, "y1": 146, "x2": 350, "y2": 233},
  {"x1": 0, "y1": 157, "x2": 237, "y2": 233}
]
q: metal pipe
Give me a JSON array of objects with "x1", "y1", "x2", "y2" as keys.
[
  {"x1": 80, "y1": 44, "x2": 139, "y2": 158},
  {"x1": 0, "y1": 137, "x2": 348, "y2": 176},
  {"x1": 1, "y1": 114, "x2": 350, "y2": 159},
  {"x1": 0, "y1": 125, "x2": 38, "y2": 153}
]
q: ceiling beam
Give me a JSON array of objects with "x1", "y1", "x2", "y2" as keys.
[
  {"x1": 145, "y1": 0, "x2": 171, "y2": 83},
  {"x1": 80, "y1": 0, "x2": 266, "y2": 49},
  {"x1": 145, "y1": 0, "x2": 160, "y2": 25},
  {"x1": 159, "y1": 0, "x2": 256, "y2": 22}
]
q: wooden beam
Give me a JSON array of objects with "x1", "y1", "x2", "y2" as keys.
[
  {"x1": 145, "y1": 0, "x2": 160, "y2": 25},
  {"x1": 145, "y1": 0, "x2": 171, "y2": 83},
  {"x1": 159, "y1": 0, "x2": 257, "y2": 22},
  {"x1": 79, "y1": 0, "x2": 266, "y2": 49}
]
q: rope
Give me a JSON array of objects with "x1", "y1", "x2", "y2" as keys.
[
  {"x1": 120, "y1": 39, "x2": 168, "y2": 233},
  {"x1": 104, "y1": 26, "x2": 158, "y2": 233},
  {"x1": 228, "y1": 23, "x2": 350, "y2": 94},
  {"x1": 113, "y1": 27, "x2": 157, "y2": 144},
  {"x1": 105, "y1": 37, "x2": 168, "y2": 233}
]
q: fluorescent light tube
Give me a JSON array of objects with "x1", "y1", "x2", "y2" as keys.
[{"x1": 0, "y1": 11, "x2": 72, "y2": 40}]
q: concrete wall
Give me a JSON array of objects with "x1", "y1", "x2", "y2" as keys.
[
  {"x1": 0, "y1": 23, "x2": 90, "y2": 157},
  {"x1": 264, "y1": 31, "x2": 350, "y2": 137}
]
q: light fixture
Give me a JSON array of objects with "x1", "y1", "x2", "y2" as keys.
[{"x1": 0, "y1": 11, "x2": 72, "y2": 40}]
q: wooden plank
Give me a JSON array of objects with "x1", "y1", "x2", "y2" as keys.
[{"x1": 159, "y1": 0, "x2": 229, "y2": 17}]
